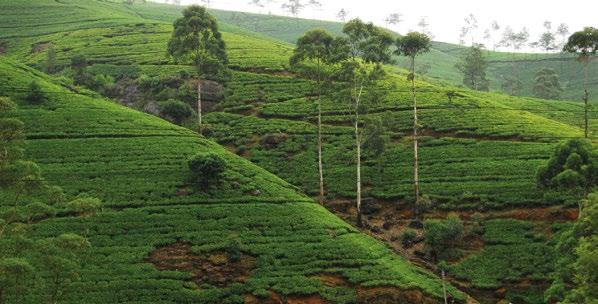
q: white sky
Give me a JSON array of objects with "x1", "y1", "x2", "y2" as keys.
[{"x1": 173, "y1": 0, "x2": 597, "y2": 50}]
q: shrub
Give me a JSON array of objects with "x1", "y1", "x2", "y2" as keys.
[
  {"x1": 159, "y1": 99, "x2": 194, "y2": 125},
  {"x1": 26, "y1": 81, "x2": 45, "y2": 104},
  {"x1": 226, "y1": 235, "x2": 242, "y2": 262},
  {"x1": 424, "y1": 213, "x2": 464, "y2": 261},
  {"x1": 400, "y1": 229, "x2": 417, "y2": 248},
  {"x1": 65, "y1": 197, "x2": 102, "y2": 217},
  {"x1": 188, "y1": 153, "x2": 226, "y2": 187},
  {"x1": 536, "y1": 139, "x2": 596, "y2": 192}
]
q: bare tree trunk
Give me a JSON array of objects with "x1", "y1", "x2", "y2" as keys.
[
  {"x1": 411, "y1": 56, "x2": 420, "y2": 204},
  {"x1": 355, "y1": 85, "x2": 364, "y2": 227},
  {"x1": 583, "y1": 60, "x2": 589, "y2": 138},
  {"x1": 317, "y1": 60, "x2": 325, "y2": 204},
  {"x1": 442, "y1": 269, "x2": 448, "y2": 304},
  {"x1": 197, "y1": 80, "x2": 202, "y2": 133}
]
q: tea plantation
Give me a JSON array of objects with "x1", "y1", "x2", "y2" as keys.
[
  {"x1": 0, "y1": 57, "x2": 469, "y2": 303},
  {"x1": 0, "y1": 1, "x2": 596, "y2": 303}
]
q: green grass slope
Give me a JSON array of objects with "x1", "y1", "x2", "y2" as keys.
[{"x1": 0, "y1": 57, "x2": 469, "y2": 303}]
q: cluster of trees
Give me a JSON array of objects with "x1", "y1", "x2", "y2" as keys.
[
  {"x1": 289, "y1": 19, "x2": 431, "y2": 225},
  {"x1": 0, "y1": 97, "x2": 102, "y2": 303}
]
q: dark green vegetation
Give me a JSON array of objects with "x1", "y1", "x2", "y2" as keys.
[{"x1": 0, "y1": 1, "x2": 596, "y2": 303}]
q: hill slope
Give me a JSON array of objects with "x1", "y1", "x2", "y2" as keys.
[
  {"x1": 0, "y1": 1, "x2": 595, "y2": 303},
  {"x1": 0, "y1": 57, "x2": 470, "y2": 303}
]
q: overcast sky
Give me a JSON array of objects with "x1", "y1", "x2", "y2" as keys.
[{"x1": 172, "y1": 0, "x2": 597, "y2": 50}]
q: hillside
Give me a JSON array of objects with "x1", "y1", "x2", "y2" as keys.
[
  {"x1": 0, "y1": 56, "x2": 473, "y2": 303},
  {"x1": 152, "y1": 4, "x2": 596, "y2": 102},
  {"x1": 0, "y1": 1, "x2": 595, "y2": 303}
]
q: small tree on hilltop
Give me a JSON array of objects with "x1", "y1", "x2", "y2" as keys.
[
  {"x1": 167, "y1": 5, "x2": 229, "y2": 132},
  {"x1": 188, "y1": 152, "x2": 226, "y2": 188},
  {"x1": 563, "y1": 27, "x2": 598, "y2": 139},
  {"x1": 395, "y1": 32, "x2": 431, "y2": 208}
]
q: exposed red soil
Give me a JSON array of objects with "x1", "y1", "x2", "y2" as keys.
[
  {"x1": 146, "y1": 242, "x2": 255, "y2": 288},
  {"x1": 244, "y1": 291, "x2": 328, "y2": 304}
]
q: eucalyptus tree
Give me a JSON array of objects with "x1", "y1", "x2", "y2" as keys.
[
  {"x1": 290, "y1": 29, "x2": 337, "y2": 204},
  {"x1": 556, "y1": 23, "x2": 570, "y2": 49},
  {"x1": 564, "y1": 27, "x2": 598, "y2": 138},
  {"x1": 459, "y1": 13, "x2": 478, "y2": 45},
  {"x1": 385, "y1": 13, "x2": 402, "y2": 31},
  {"x1": 395, "y1": 32, "x2": 431, "y2": 207},
  {"x1": 335, "y1": 19, "x2": 394, "y2": 226},
  {"x1": 537, "y1": 21, "x2": 557, "y2": 53},
  {"x1": 336, "y1": 9, "x2": 348, "y2": 22},
  {"x1": 282, "y1": 0, "x2": 304, "y2": 18},
  {"x1": 167, "y1": 5, "x2": 229, "y2": 132},
  {"x1": 455, "y1": 44, "x2": 489, "y2": 91}
]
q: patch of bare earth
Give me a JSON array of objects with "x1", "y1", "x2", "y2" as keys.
[
  {"x1": 146, "y1": 242, "x2": 255, "y2": 288},
  {"x1": 31, "y1": 42, "x2": 51, "y2": 54},
  {"x1": 244, "y1": 292, "x2": 327, "y2": 304}
]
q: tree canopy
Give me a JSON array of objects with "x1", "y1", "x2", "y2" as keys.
[{"x1": 167, "y1": 5, "x2": 228, "y2": 79}]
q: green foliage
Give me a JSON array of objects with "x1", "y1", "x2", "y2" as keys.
[
  {"x1": 536, "y1": 139, "x2": 597, "y2": 193},
  {"x1": 167, "y1": 5, "x2": 228, "y2": 79},
  {"x1": 394, "y1": 32, "x2": 432, "y2": 60},
  {"x1": 25, "y1": 81, "x2": 45, "y2": 104},
  {"x1": 423, "y1": 214, "x2": 464, "y2": 261},
  {"x1": 400, "y1": 229, "x2": 417, "y2": 248},
  {"x1": 188, "y1": 152, "x2": 226, "y2": 187},
  {"x1": 455, "y1": 44, "x2": 489, "y2": 91},
  {"x1": 563, "y1": 27, "x2": 598, "y2": 59},
  {"x1": 159, "y1": 99, "x2": 194, "y2": 124},
  {"x1": 65, "y1": 197, "x2": 102, "y2": 217},
  {"x1": 547, "y1": 193, "x2": 598, "y2": 303},
  {"x1": 453, "y1": 219, "x2": 555, "y2": 289},
  {"x1": 533, "y1": 68, "x2": 563, "y2": 100}
]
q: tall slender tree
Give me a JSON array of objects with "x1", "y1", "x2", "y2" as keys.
[
  {"x1": 385, "y1": 13, "x2": 402, "y2": 31},
  {"x1": 336, "y1": 19, "x2": 393, "y2": 227},
  {"x1": 336, "y1": 9, "x2": 348, "y2": 22},
  {"x1": 395, "y1": 32, "x2": 431, "y2": 207},
  {"x1": 167, "y1": 5, "x2": 228, "y2": 133},
  {"x1": 290, "y1": 29, "x2": 336, "y2": 204},
  {"x1": 563, "y1": 27, "x2": 598, "y2": 138},
  {"x1": 282, "y1": 0, "x2": 304, "y2": 18}
]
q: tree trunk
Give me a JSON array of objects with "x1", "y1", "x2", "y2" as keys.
[
  {"x1": 317, "y1": 60, "x2": 325, "y2": 204},
  {"x1": 583, "y1": 60, "x2": 589, "y2": 138},
  {"x1": 197, "y1": 80, "x2": 202, "y2": 133},
  {"x1": 442, "y1": 269, "x2": 448, "y2": 304},
  {"x1": 411, "y1": 56, "x2": 420, "y2": 204},
  {"x1": 355, "y1": 85, "x2": 364, "y2": 227}
]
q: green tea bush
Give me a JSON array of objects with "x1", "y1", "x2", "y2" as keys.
[
  {"x1": 188, "y1": 153, "x2": 226, "y2": 187},
  {"x1": 159, "y1": 99, "x2": 194, "y2": 125},
  {"x1": 424, "y1": 214, "x2": 464, "y2": 261}
]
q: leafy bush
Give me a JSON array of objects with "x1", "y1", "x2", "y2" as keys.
[
  {"x1": 65, "y1": 197, "x2": 102, "y2": 217},
  {"x1": 159, "y1": 99, "x2": 194, "y2": 125},
  {"x1": 400, "y1": 229, "x2": 417, "y2": 248},
  {"x1": 536, "y1": 139, "x2": 597, "y2": 193},
  {"x1": 25, "y1": 81, "x2": 45, "y2": 104},
  {"x1": 424, "y1": 214, "x2": 464, "y2": 261},
  {"x1": 188, "y1": 153, "x2": 226, "y2": 187}
]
